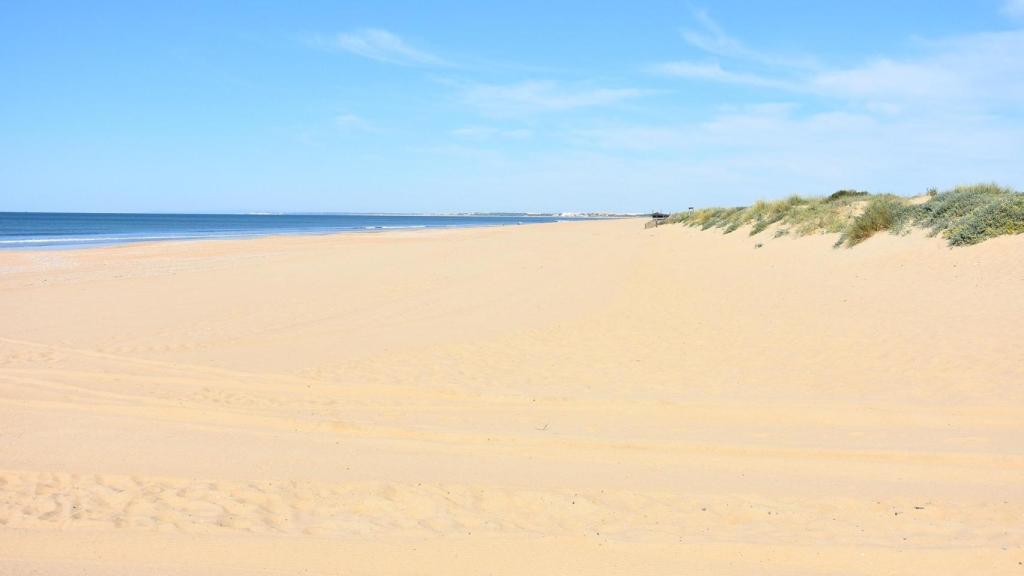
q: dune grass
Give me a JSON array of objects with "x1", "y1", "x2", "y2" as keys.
[{"x1": 665, "y1": 183, "x2": 1023, "y2": 247}]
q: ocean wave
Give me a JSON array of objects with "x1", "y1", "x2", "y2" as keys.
[
  {"x1": 0, "y1": 233, "x2": 253, "y2": 245},
  {"x1": 0, "y1": 214, "x2": 569, "y2": 249}
]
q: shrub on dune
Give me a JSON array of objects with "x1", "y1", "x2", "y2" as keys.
[
  {"x1": 945, "y1": 193, "x2": 1024, "y2": 246},
  {"x1": 826, "y1": 189, "x2": 869, "y2": 202},
  {"x1": 666, "y1": 183, "x2": 1024, "y2": 248},
  {"x1": 837, "y1": 195, "x2": 911, "y2": 247}
]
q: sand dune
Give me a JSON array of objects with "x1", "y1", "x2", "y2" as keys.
[{"x1": 1, "y1": 219, "x2": 1022, "y2": 574}]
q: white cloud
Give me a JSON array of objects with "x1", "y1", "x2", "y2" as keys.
[
  {"x1": 680, "y1": 10, "x2": 745, "y2": 59},
  {"x1": 452, "y1": 126, "x2": 533, "y2": 140},
  {"x1": 442, "y1": 103, "x2": 1023, "y2": 211},
  {"x1": 311, "y1": 14, "x2": 1023, "y2": 210},
  {"x1": 1004, "y1": 0, "x2": 1024, "y2": 17},
  {"x1": 621, "y1": 17, "x2": 1024, "y2": 206},
  {"x1": 658, "y1": 15, "x2": 1024, "y2": 115},
  {"x1": 331, "y1": 29, "x2": 447, "y2": 66},
  {"x1": 810, "y1": 30, "x2": 1024, "y2": 108},
  {"x1": 649, "y1": 61, "x2": 794, "y2": 89},
  {"x1": 462, "y1": 81, "x2": 646, "y2": 116},
  {"x1": 568, "y1": 125, "x2": 693, "y2": 151},
  {"x1": 334, "y1": 114, "x2": 374, "y2": 132},
  {"x1": 812, "y1": 59, "x2": 963, "y2": 100},
  {"x1": 681, "y1": 9, "x2": 817, "y2": 70}
]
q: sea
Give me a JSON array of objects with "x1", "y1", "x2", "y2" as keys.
[{"x1": 0, "y1": 212, "x2": 585, "y2": 249}]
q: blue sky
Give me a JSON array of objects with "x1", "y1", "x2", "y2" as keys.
[{"x1": 2, "y1": 1, "x2": 1023, "y2": 213}]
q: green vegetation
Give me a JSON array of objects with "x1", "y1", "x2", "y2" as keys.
[
  {"x1": 666, "y1": 183, "x2": 1024, "y2": 247},
  {"x1": 835, "y1": 195, "x2": 913, "y2": 247}
]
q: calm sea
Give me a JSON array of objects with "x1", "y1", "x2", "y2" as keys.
[{"x1": 0, "y1": 212, "x2": 580, "y2": 249}]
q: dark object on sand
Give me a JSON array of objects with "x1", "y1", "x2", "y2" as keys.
[{"x1": 646, "y1": 212, "x2": 671, "y2": 229}]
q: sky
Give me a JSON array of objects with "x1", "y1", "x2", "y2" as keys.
[{"x1": 2, "y1": 0, "x2": 1023, "y2": 213}]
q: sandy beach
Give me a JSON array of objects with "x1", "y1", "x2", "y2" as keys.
[{"x1": 1, "y1": 218, "x2": 1022, "y2": 574}]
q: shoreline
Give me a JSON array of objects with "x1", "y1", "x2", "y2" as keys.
[
  {"x1": 0, "y1": 216, "x2": 634, "y2": 256},
  {"x1": 0, "y1": 212, "x2": 630, "y2": 252}
]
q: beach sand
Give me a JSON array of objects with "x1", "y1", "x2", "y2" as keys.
[{"x1": 1, "y1": 218, "x2": 1022, "y2": 574}]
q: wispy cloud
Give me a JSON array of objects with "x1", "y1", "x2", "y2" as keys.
[
  {"x1": 650, "y1": 10, "x2": 813, "y2": 93},
  {"x1": 327, "y1": 29, "x2": 448, "y2": 67},
  {"x1": 492, "y1": 101, "x2": 1023, "y2": 210},
  {"x1": 811, "y1": 59, "x2": 962, "y2": 101},
  {"x1": 679, "y1": 10, "x2": 743, "y2": 59},
  {"x1": 1004, "y1": 0, "x2": 1024, "y2": 17},
  {"x1": 561, "y1": 15, "x2": 1024, "y2": 206},
  {"x1": 810, "y1": 30, "x2": 1024, "y2": 108},
  {"x1": 681, "y1": 9, "x2": 818, "y2": 70},
  {"x1": 313, "y1": 11, "x2": 1023, "y2": 210},
  {"x1": 649, "y1": 61, "x2": 793, "y2": 89},
  {"x1": 568, "y1": 124, "x2": 693, "y2": 151},
  {"x1": 656, "y1": 11, "x2": 1024, "y2": 114},
  {"x1": 462, "y1": 81, "x2": 646, "y2": 116},
  {"x1": 334, "y1": 113, "x2": 374, "y2": 131},
  {"x1": 452, "y1": 126, "x2": 533, "y2": 140},
  {"x1": 570, "y1": 104, "x2": 799, "y2": 152}
]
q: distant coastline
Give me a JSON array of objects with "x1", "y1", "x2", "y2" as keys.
[{"x1": 0, "y1": 211, "x2": 627, "y2": 250}]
